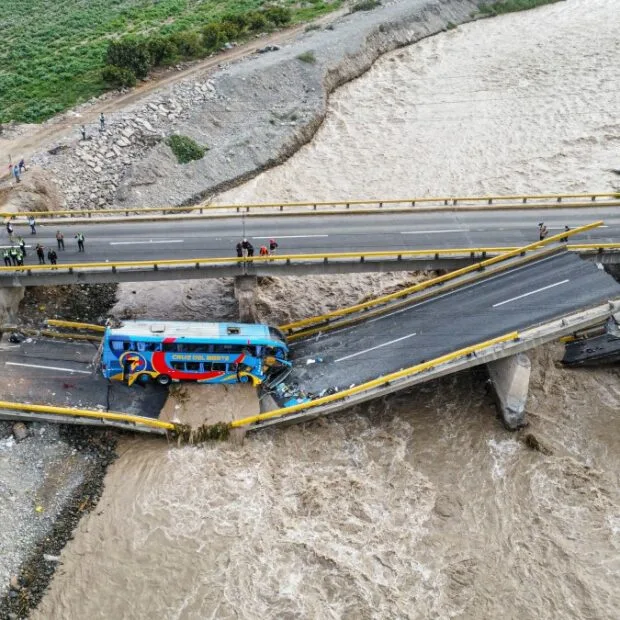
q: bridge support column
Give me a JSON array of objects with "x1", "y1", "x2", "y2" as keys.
[
  {"x1": 486, "y1": 353, "x2": 531, "y2": 430},
  {"x1": 234, "y1": 275, "x2": 258, "y2": 323},
  {"x1": 0, "y1": 286, "x2": 25, "y2": 329}
]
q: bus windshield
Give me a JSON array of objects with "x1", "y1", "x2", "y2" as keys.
[{"x1": 101, "y1": 320, "x2": 291, "y2": 387}]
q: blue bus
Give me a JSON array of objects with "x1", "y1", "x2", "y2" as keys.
[{"x1": 101, "y1": 320, "x2": 291, "y2": 387}]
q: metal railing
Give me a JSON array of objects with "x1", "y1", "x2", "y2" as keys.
[
  {"x1": 230, "y1": 332, "x2": 520, "y2": 428},
  {"x1": 1, "y1": 192, "x2": 618, "y2": 221}
]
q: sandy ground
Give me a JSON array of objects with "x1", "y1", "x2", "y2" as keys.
[{"x1": 18, "y1": 0, "x2": 620, "y2": 618}]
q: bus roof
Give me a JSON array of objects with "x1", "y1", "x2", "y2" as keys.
[{"x1": 105, "y1": 320, "x2": 276, "y2": 343}]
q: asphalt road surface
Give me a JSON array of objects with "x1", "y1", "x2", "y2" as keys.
[
  {"x1": 0, "y1": 338, "x2": 167, "y2": 417},
  {"x1": 285, "y1": 252, "x2": 620, "y2": 396},
  {"x1": 2, "y1": 207, "x2": 619, "y2": 266}
]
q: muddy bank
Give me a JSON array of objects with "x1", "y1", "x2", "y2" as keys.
[{"x1": 28, "y1": 0, "x2": 485, "y2": 212}]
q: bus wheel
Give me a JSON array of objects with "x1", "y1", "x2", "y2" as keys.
[{"x1": 156, "y1": 374, "x2": 171, "y2": 386}]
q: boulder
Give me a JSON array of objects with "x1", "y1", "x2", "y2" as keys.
[{"x1": 12, "y1": 422, "x2": 28, "y2": 442}]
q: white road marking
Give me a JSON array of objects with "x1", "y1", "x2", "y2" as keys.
[
  {"x1": 401, "y1": 229, "x2": 469, "y2": 234},
  {"x1": 362, "y1": 251, "x2": 564, "y2": 326},
  {"x1": 109, "y1": 240, "x2": 185, "y2": 245},
  {"x1": 5, "y1": 361, "x2": 91, "y2": 374},
  {"x1": 0, "y1": 245, "x2": 31, "y2": 249},
  {"x1": 335, "y1": 332, "x2": 417, "y2": 362},
  {"x1": 492, "y1": 279, "x2": 570, "y2": 308},
  {"x1": 252, "y1": 235, "x2": 328, "y2": 239}
]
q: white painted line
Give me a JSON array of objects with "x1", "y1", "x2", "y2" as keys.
[
  {"x1": 110, "y1": 240, "x2": 185, "y2": 245},
  {"x1": 252, "y1": 235, "x2": 328, "y2": 239},
  {"x1": 362, "y1": 251, "x2": 564, "y2": 326},
  {"x1": 0, "y1": 245, "x2": 31, "y2": 249},
  {"x1": 492, "y1": 279, "x2": 570, "y2": 308},
  {"x1": 335, "y1": 332, "x2": 417, "y2": 362},
  {"x1": 5, "y1": 361, "x2": 91, "y2": 374},
  {"x1": 401, "y1": 229, "x2": 468, "y2": 235}
]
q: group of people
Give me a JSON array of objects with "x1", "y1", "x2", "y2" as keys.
[
  {"x1": 8, "y1": 158, "x2": 27, "y2": 183},
  {"x1": 538, "y1": 223, "x2": 570, "y2": 242},
  {"x1": 80, "y1": 113, "x2": 106, "y2": 141},
  {"x1": 3, "y1": 219, "x2": 86, "y2": 267},
  {"x1": 236, "y1": 238, "x2": 278, "y2": 258}
]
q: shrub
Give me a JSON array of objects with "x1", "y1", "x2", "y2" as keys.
[
  {"x1": 350, "y1": 0, "x2": 381, "y2": 12},
  {"x1": 263, "y1": 6, "x2": 293, "y2": 26},
  {"x1": 166, "y1": 134, "x2": 206, "y2": 164},
  {"x1": 202, "y1": 23, "x2": 224, "y2": 51},
  {"x1": 297, "y1": 51, "x2": 316, "y2": 63},
  {"x1": 219, "y1": 20, "x2": 241, "y2": 41},
  {"x1": 247, "y1": 11, "x2": 270, "y2": 32},
  {"x1": 147, "y1": 36, "x2": 177, "y2": 66},
  {"x1": 169, "y1": 31, "x2": 203, "y2": 58},
  {"x1": 101, "y1": 65, "x2": 137, "y2": 88},
  {"x1": 105, "y1": 38, "x2": 151, "y2": 79},
  {"x1": 221, "y1": 13, "x2": 249, "y2": 30}
]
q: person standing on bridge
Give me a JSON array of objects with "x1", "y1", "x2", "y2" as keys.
[
  {"x1": 561, "y1": 225, "x2": 570, "y2": 243},
  {"x1": 269, "y1": 238, "x2": 278, "y2": 254},
  {"x1": 28, "y1": 216, "x2": 36, "y2": 235},
  {"x1": 36, "y1": 244, "x2": 45, "y2": 264},
  {"x1": 6, "y1": 221, "x2": 14, "y2": 242},
  {"x1": 16, "y1": 250, "x2": 24, "y2": 267},
  {"x1": 236, "y1": 242, "x2": 243, "y2": 258},
  {"x1": 3, "y1": 248, "x2": 11, "y2": 266},
  {"x1": 75, "y1": 232, "x2": 85, "y2": 252},
  {"x1": 9, "y1": 246, "x2": 19, "y2": 266},
  {"x1": 538, "y1": 222, "x2": 548, "y2": 241},
  {"x1": 47, "y1": 249, "x2": 58, "y2": 266},
  {"x1": 18, "y1": 236, "x2": 26, "y2": 257},
  {"x1": 259, "y1": 245, "x2": 269, "y2": 257},
  {"x1": 56, "y1": 230, "x2": 65, "y2": 250}
]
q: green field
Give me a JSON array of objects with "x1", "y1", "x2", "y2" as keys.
[{"x1": 0, "y1": 0, "x2": 340, "y2": 124}]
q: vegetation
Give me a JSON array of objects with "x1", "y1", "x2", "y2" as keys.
[
  {"x1": 297, "y1": 51, "x2": 317, "y2": 64},
  {"x1": 479, "y1": 0, "x2": 563, "y2": 16},
  {"x1": 350, "y1": 0, "x2": 381, "y2": 13},
  {"x1": 166, "y1": 134, "x2": 207, "y2": 164},
  {"x1": 0, "y1": 0, "x2": 343, "y2": 124}
]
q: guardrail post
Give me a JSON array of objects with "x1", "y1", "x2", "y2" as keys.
[
  {"x1": 591, "y1": 195, "x2": 596, "y2": 201},
  {"x1": 482, "y1": 251, "x2": 487, "y2": 259},
  {"x1": 195, "y1": 263, "x2": 200, "y2": 269},
  {"x1": 598, "y1": 247, "x2": 604, "y2": 254},
  {"x1": 453, "y1": 199, "x2": 458, "y2": 206},
  {"x1": 286, "y1": 258, "x2": 291, "y2": 265},
  {"x1": 522, "y1": 198, "x2": 527, "y2": 204},
  {"x1": 280, "y1": 205, "x2": 283, "y2": 211},
  {"x1": 236, "y1": 207, "x2": 240, "y2": 213},
  {"x1": 397, "y1": 254, "x2": 402, "y2": 261},
  {"x1": 444, "y1": 199, "x2": 448, "y2": 206},
  {"x1": 69, "y1": 268, "x2": 73, "y2": 274},
  {"x1": 411, "y1": 201, "x2": 415, "y2": 206},
  {"x1": 346, "y1": 203, "x2": 350, "y2": 209},
  {"x1": 323, "y1": 257, "x2": 328, "y2": 264},
  {"x1": 112, "y1": 266, "x2": 117, "y2": 273},
  {"x1": 199, "y1": 208, "x2": 203, "y2": 214},
  {"x1": 470, "y1": 251, "x2": 474, "y2": 260},
  {"x1": 558, "y1": 197, "x2": 562, "y2": 203},
  {"x1": 125, "y1": 210, "x2": 128, "y2": 216},
  {"x1": 434, "y1": 253, "x2": 439, "y2": 260},
  {"x1": 153, "y1": 264, "x2": 158, "y2": 271},
  {"x1": 246, "y1": 207, "x2": 250, "y2": 213},
  {"x1": 488, "y1": 198, "x2": 493, "y2": 205},
  {"x1": 313, "y1": 204, "x2": 317, "y2": 210},
  {"x1": 360, "y1": 256, "x2": 365, "y2": 263},
  {"x1": 88, "y1": 212, "x2": 92, "y2": 218},
  {"x1": 379, "y1": 202, "x2": 383, "y2": 208}
]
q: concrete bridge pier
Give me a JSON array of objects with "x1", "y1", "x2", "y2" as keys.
[
  {"x1": 486, "y1": 353, "x2": 531, "y2": 430},
  {"x1": 234, "y1": 275, "x2": 258, "y2": 323},
  {"x1": 0, "y1": 286, "x2": 25, "y2": 329}
]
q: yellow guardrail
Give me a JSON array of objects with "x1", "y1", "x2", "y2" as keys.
[
  {"x1": 0, "y1": 400, "x2": 176, "y2": 431},
  {"x1": 0, "y1": 235, "x2": 613, "y2": 277},
  {"x1": 46, "y1": 319, "x2": 106, "y2": 332},
  {"x1": 279, "y1": 222, "x2": 603, "y2": 335},
  {"x1": 230, "y1": 332, "x2": 520, "y2": 428},
  {"x1": 1, "y1": 192, "x2": 618, "y2": 220}
]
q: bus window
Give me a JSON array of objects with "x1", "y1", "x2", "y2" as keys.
[
  {"x1": 123, "y1": 341, "x2": 131, "y2": 351},
  {"x1": 214, "y1": 344, "x2": 242, "y2": 354},
  {"x1": 110, "y1": 340, "x2": 125, "y2": 352},
  {"x1": 171, "y1": 362, "x2": 185, "y2": 371},
  {"x1": 210, "y1": 363, "x2": 227, "y2": 372},
  {"x1": 187, "y1": 362, "x2": 201, "y2": 372}
]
